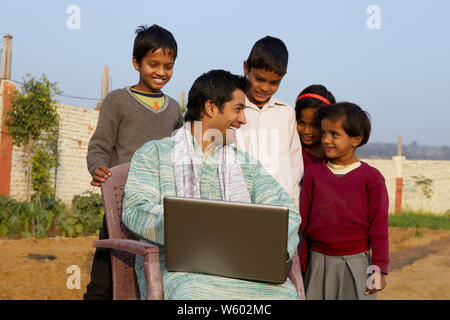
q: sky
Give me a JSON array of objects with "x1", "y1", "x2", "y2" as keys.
[{"x1": 1, "y1": 0, "x2": 449, "y2": 146}]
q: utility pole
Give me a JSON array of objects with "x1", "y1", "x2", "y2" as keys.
[
  {"x1": 180, "y1": 90, "x2": 185, "y2": 114},
  {"x1": 394, "y1": 134, "x2": 404, "y2": 214},
  {"x1": 1, "y1": 34, "x2": 13, "y2": 80},
  {"x1": 95, "y1": 65, "x2": 109, "y2": 110},
  {"x1": 101, "y1": 65, "x2": 109, "y2": 101}
]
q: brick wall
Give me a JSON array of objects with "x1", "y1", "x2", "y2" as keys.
[
  {"x1": 54, "y1": 104, "x2": 100, "y2": 203},
  {"x1": 8, "y1": 102, "x2": 100, "y2": 204},
  {"x1": 363, "y1": 159, "x2": 450, "y2": 214}
]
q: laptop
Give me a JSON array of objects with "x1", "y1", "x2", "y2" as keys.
[{"x1": 163, "y1": 196, "x2": 289, "y2": 284}]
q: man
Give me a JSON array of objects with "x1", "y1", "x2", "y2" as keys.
[{"x1": 122, "y1": 70, "x2": 301, "y2": 299}]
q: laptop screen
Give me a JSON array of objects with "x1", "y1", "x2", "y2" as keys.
[{"x1": 163, "y1": 196, "x2": 289, "y2": 284}]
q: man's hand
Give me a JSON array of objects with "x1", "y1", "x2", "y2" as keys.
[
  {"x1": 90, "y1": 165, "x2": 111, "y2": 187},
  {"x1": 365, "y1": 272, "x2": 387, "y2": 295}
]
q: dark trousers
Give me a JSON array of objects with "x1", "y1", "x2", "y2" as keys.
[{"x1": 83, "y1": 216, "x2": 113, "y2": 300}]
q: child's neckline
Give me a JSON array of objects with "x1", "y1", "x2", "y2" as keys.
[
  {"x1": 125, "y1": 86, "x2": 169, "y2": 113},
  {"x1": 245, "y1": 95, "x2": 279, "y2": 111},
  {"x1": 130, "y1": 86, "x2": 164, "y2": 98},
  {"x1": 324, "y1": 161, "x2": 363, "y2": 179}
]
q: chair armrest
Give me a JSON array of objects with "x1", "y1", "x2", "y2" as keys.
[
  {"x1": 93, "y1": 239, "x2": 159, "y2": 256},
  {"x1": 288, "y1": 250, "x2": 306, "y2": 300},
  {"x1": 93, "y1": 239, "x2": 163, "y2": 300}
]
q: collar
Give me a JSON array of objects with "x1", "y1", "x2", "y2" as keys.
[
  {"x1": 326, "y1": 161, "x2": 361, "y2": 175},
  {"x1": 244, "y1": 95, "x2": 287, "y2": 111},
  {"x1": 130, "y1": 87, "x2": 164, "y2": 98}
]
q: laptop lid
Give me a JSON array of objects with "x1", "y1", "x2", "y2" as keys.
[{"x1": 163, "y1": 196, "x2": 289, "y2": 284}]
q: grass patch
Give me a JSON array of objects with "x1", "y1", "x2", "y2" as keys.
[{"x1": 389, "y1": 211, "x2": 450, "y2": 230}]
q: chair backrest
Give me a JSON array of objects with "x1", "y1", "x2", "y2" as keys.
[{"x1": 100, "y1": 162, "x2": 140, "y2": 300}]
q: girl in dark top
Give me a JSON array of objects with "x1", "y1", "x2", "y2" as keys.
[
  {"x1": 295, "y1": 85, "x2": 335, "y2": 171},
  {"x1": 300, "y1": 102, "x2": 389, "y2": 300}
]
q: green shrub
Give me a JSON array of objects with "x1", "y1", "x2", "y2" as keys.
[
  {"x1": 57, "y1": 191, "x2": 104, "y2": 237},
  {"x1": 0, "y1": 195, "x2": 23, "y2": 237},
  {"x1": 389, "y1": 211, "x2": 450, "y2": 230},
  {"x1": 0, "y1": 194, "x2": 63, "y2": 238},
  {"x1": 1, "y1": 193, "x2": 104, "y2": 238}
]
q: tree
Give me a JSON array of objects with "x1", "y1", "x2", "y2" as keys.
[{"x1": 5, "y1": 74, "x2": 61, "y2": 202}]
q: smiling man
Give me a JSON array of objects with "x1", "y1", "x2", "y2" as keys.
[{"x1": 121, "y1": 69, "x2": 301, "y2": 300}]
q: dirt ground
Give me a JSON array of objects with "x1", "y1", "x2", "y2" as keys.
[{"x1": 0, "y1": 227, "x2": 449, "y2": 300}]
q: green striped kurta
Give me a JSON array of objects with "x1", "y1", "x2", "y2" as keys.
[{"x1": 122, "y1": 136, "x2": 301, "y2": 299}]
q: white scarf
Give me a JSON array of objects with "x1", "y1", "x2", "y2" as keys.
[{"x1": 173, "y1": 122, "x2": 251, "y2": 203}]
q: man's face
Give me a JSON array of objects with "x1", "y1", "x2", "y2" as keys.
[
  {"x1": 210, "y1": 89, "x2": 246, "y2": 145},
  {"x1": 132, "y1": 48, "x2": 175, "y2": 93},
  {"x1": 244, "y1": 62, "x2": 283, "y2": 108}
]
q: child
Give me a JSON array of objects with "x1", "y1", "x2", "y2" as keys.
[
  {"x1": 235, "y1": 36, "x2": 303, "y2": 205},
  {"x1": 84, "y1": 24, "x2": 183, "y2": 300},
  {"x1": 300, "y1": 102, "x2": 389, "y2": 300},
  {"x1": 295, "y1": 85, "x2": 335, "y2": 171}
]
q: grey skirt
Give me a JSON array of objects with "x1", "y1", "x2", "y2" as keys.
[{"x1": 304, "y1": 250, "x2": 377, "y2": 300}]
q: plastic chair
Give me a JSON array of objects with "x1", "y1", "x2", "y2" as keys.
[
  {"x1": 93, "y1": 162, "x2": 306, "y2": 300},
  {"x1": 93, "y1": 162, "x2": 162, "y2": 300}
]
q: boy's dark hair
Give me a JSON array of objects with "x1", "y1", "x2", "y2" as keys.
[
  {"x1": 315, "y1": 102, "x2": 372, "y2": 147},
  {"x1": 295, "y1": 84, "x2": 336, "y2": 120},
  {"x1": 246, "y1": 36, "x2": 288, "y2": 76},
  {"x1": 133, "y1": 24, "x2": 178, "y2": 64},
  {"x1": 184, "y1": 70, "x2": 250, "y2": 122}
]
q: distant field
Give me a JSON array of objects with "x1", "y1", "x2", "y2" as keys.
[
  {"x1": 358, "y1": 142, "x2": 450, "y2": 160},
  {"x1": 389, "y1": 211, "x2": 450, "y2": 230}
]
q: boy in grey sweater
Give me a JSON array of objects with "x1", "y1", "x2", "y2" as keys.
[{"x1": 84, "y1": 24, "x2": 183, "y2": 300}]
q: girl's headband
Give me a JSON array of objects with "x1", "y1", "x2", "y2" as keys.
[{"x1": 296, "y1": 93, "x2": 331, "y2": 105}]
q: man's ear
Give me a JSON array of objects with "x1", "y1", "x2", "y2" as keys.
[
  {"x1": 243, "y1": 61, "x2": 248, "y2": 76},
  {"x1": 132, "y1": 57, "x2": 140, "y2": 71},
  {"x1": 351, "y1": 136, "x2": 363, "y2": 148},
  {"x1": 204, "y1": 100, "x2": 218, "y2": 118}
]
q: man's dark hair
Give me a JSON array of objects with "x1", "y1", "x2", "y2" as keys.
[
  {"x1": 133, "y1": 24, "x2": 178, "y2": 64},
  {"x1": 246, "y1": 36, "x2": 288, "y2": 76},
  {"x1": 295, "y1": 84, "x2": 336, "y2": 120},
  {"x1": 184, "y1": 70, "x2": 250, "y2": 122},
  {"x1": 315, "y1": 102, "x2": 372, "y2": 147}
]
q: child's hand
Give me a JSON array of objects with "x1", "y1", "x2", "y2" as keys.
[
  {"x1": 364, "y1": 272, "x2": 386, "y2": 295},
  {"x1": 90, "y1": 165, "x2": 111, "y2": 187}
]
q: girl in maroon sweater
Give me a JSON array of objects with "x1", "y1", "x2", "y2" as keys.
[
  {"x1": 300, "y1": 102, "x2": 389, "y2": 300},
  {"x1": 295, "y1": 85, "x2": 335, "y2": 171}
]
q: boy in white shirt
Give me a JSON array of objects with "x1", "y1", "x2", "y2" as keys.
[{"x1": 235, "y1": 36, "x2": 303, "y2": 205}]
